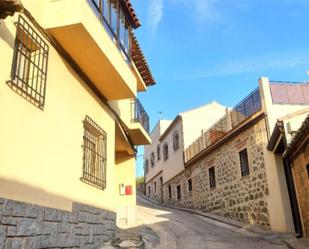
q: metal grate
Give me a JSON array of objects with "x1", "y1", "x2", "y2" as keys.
[
  {"x1": 230, "y1": 88, "x2": 261, "y2": 128},
  {"x1": 8, "y1": 15, "x2": 49, "y2": 109},
  {"x1": 131, "y1": 98, "x2": 150, "y2": 133},
  {"x1": 81, "y1": 116, "x2": 107, "y2": 190}
]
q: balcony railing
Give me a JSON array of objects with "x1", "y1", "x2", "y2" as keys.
[
  {"x1": 131, "y1": 99, "x2": 150, "y2": 133},
  {"x1": 230, "y1": 88, "x2": 261, "y2": 128},
  {"x1": 185, "y1": 88, "x2": 262, "y2": 162}
]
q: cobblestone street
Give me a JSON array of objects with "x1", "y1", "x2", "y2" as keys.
[{"x1": 131, "y1": 196, "x2": 293, "y2": 249}]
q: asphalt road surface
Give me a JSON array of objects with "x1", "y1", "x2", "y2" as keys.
[{"x1": 130, "y1": 196, "x2": 290, "y2": 249}]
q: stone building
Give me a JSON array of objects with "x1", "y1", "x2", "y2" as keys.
[
  {"x1": 0, "y1": 0, "x2": 154, "y2": 247},
  {"x1": 285, "y1": 115, "x2": 309, "y2": 237},
  {"x1": 161, "y1": 78, "x2": 309, "y2": 233}
]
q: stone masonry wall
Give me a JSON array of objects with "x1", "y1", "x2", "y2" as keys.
[
  {"x1": 145, "y1": 173, "x2": 163, "y2": 204},
  {"x1": 163, "y1": 119, "x2": 271, "y2": 228},
  {"x1": 0, "y1": 197, "x2": 117, "y2": 249},
  {"x1": 292, "y1": 142, "x2": 309, "y2": 237}
]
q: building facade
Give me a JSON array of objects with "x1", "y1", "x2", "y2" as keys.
[
  {"x1": 284, "y1": 115, "x2": 309, "y2": 237},
  {"x1": 154, "y1": 78, "x2": 309, "y2": 234},
  {"x1": 0, "y1": 0, "x2": 154, "y2": 247},
  {"x1": 145, "y1": 102, "x2": 227, "y2": 203}
]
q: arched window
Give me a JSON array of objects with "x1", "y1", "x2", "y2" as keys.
[
  {"x1": 150, "y1": 152, "x2": 155, "y2": 167},
  {"x1": 157, "y1": 144, "x2": 161, "y2": 160},
  {"x1": 163, "y1": 142, "x2": 169, "y2": 161},
  {"x1": 173, "y1": 131, "x2": 180, "y2": 151}
]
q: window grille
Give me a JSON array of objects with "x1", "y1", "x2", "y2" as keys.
[
  {"x1": 187, "y1": 178, "x2": 192, "y2": 192},
  {"x1": 81, "y1": 116, "x2": 107, "y2": 189},
  {"x1": 173, "y1": 131, "x2": 180, "y2": 151},
  {"x1": 163, "y1": 142, "x2": 169, "y2": 161},
  {"x1": 239, "y1": 149, "x2": 250, "y2": 177},
  {"x1": 150, "y1": 152, "x2": 155, "y2": 167},
  {"x1": 168, "y1": 185, "x2": 172, "y2": 199},
  {"x1": 176, "y1": 185, "x2": 181, "y2": 200},
  {"x1": 157, "y1": 144, "x2": 161, "y2": 160},
  {"x1": 209, "y1": 167, "x2": 216, "y2": 189},
  {"x1": 8, "y1": 15, "x2": 49, "y2": 109},
  {"x1": 144, "y1": 159, "x2": 149, "y2": 173}
]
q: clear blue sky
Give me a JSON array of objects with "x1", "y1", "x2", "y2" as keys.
[{"x1": 132, "y1": 0, "x2": 309, "y2": 177}]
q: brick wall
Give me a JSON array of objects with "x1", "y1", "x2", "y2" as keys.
[
  {"x1": 0, "y1": 197, "x2": 117, "y2": 249},
  {"x1": 163, "y1": 119, "x2": 271, "y2": 228},
  {"x1": 292, "y1": 142, "x2": 309, "y2": 237}
]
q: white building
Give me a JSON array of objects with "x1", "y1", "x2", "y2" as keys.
[{"x1": 145, "y1": 102, "x2": 227, "y2": 203}]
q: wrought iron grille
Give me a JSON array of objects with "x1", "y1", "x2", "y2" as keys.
[
  {"x1": 230, "y1": 88, "x2": 261, "y2": 128},
  {"x1": 81, "y1": 116, "x2": 107, "y2": 190},
  {"x1": 131, "y1": 98, "x2": 150, "y2": 133},
  {"x1": 8, "y1": 15, "x2": 49, "y2": 109}
]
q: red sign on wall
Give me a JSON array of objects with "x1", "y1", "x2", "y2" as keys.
[{"x1": 125, "y1": 185, "x2": 132, "y2": 195}]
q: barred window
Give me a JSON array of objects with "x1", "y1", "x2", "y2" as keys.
[
  {"x1": 157, "y1": 144, "x2": 161, "y2": 160},
  {"x1": 239, "y1": 149, "x2": 250, "y2": 177},
  {"x1": 163, "y1": 142, "x2": 169, "y2": 161},
  {"x1": 209, "y1": 167, "x2": 216, "y2": 189},
  {"x1": 81, "y1": 116, "x2": 107, "y2": 189},
  {"x1": 8, "y1": 15, "x2": 49, "y2": 109},
  {"x1": 168, "y1": 185, "x2": 172, "y2": 199},
  {"x1": 150, "y1": 152, "x2": 155, "y2": 167},
  {"x1": 173, "y1": 131, "x2": 180, "y2": 151},
  {"x1": 144, "y1": 159, "x2": 149, "y2": 173},
  {"x1": 187, "y1": 178, "x2": 192, "y2": 192},
  {"x1": 176, "y1": 185, "x2": 181, "y2": 200}
]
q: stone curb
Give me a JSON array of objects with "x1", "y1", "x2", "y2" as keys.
[{"x1": 138, "y1": 194, "x2": 308, "y2": 249}]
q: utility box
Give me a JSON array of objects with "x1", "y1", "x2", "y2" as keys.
[{"x1": 125, "y1": 185, "x2": 132, "y2": 195}]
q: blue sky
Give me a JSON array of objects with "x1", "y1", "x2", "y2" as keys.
[{"x1": 131, "y1": 0, "x2": 309, "y2": 177}]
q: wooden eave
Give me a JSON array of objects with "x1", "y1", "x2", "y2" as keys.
[
  {"x1": 131, "y1": 33, "x2": 155, "y2": 86},
  {"x1": 120, "y1": 0, "x2": 141, "y2": 29}
]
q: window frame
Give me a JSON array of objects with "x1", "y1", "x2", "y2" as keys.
[
  {"x1": 150, "y1": 152, "x2": 155, "y2": 167},
  {"x1": 157, "y1": 144, "x2": 161, "y2": 161},
  {"x1": 154, "y1": 181, "x2": 157, "y2": 193},
  {"x1": 176, "y1": 185, "x2": 181, "y2": 200},
  {"x1": 239, "y1": 148, "x2": 250, "y2": 177},
  {"x1": 8, "y1": 15, "x2": 49, "y2": 109},
  {"x1": 144, "y1": 159, "x2": 149, "y2": 173},
  {"x1": 173, "y1": 131, "x2": 180, "y2": 151},
  {"x1": 209, "y1": 167, "x2": 216, "y2": 190},
  {"x1": 187, "y1": 178, "x2": 192, "y2": 192},
  {"x1": 163, "y1": 142, "x2": 169, "y2": 161},
  {"x1": 81, "y1": 116, "x2": 107, "y2": 190},
  {"x1": 168, "y1": 185, "x2": 172, "y2": 199}
]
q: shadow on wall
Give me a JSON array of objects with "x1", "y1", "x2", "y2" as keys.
[
  {"x1": 0, "y1": 176, "x2": 73, "y2": 211},
  {"x1": 0, "y1": 19, "x2": 15, "y2": 49}
]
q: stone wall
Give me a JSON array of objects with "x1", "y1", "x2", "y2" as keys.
[
  {"x1": 292, "y1": 142, "x2": 309, "y2": 237},
  {"x1": 145, "y1": 173, "x2": 163, "y2": 204},
  {"x1": 163, "y1": 119, "x2": 271, "y2": 228},
  {"x1": 0, "y1": 197, "x2": 117, "y2": 249}
]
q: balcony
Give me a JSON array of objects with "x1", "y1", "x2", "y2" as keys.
[
  {"x1": 41, "y1": 0, "x2": 140, "y2": 100},
  {"x1": 109, "y1": 98, "x2": 151, "y2": 145}
]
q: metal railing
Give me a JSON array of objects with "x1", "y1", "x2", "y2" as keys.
[
  {"x1": 131, "y1": 99, "x2": 150, "y2": 133},
  {"x1": 185, "y1": 88, "x2": 262, "y2": 162},
  {"x1": 230, "y1": 88, "x2": 261, "y2": 128}
]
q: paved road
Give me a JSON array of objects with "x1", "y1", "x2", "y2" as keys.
[{"x1": 130, "y1": 196, "x2": 290, "y2": 249}]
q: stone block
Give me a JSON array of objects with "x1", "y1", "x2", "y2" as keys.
[
  {"x1": 5, "y1": 238, "x2": 23, "y2": 249},
  {"x1": 79, "y1": 211, "x2": 90, "y2": 223},
  {"x1": 0, "y1": 225, "x2": 6, "y2": 249},
  {"x1": 38, "y1": 236, "x2": 51, "y2": 248},
  {"x1": 1, "y1": 217, "x2": 17, "y2": 226},
  {"x1": 44, "y1": 208, "x2": 61, "y2": 221},
  {"x1": 7, "y1": 226, "x2": 17, "y2": 236},
  {"x1": 23, "y1": 237, "x2": 39, "y2": 249},
  {"x1": 26, "y1": 205, "x2": 39, "y2": 218},
  {"x1": 17, "y1": 218, "x2": 37, "y2": 236}
]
